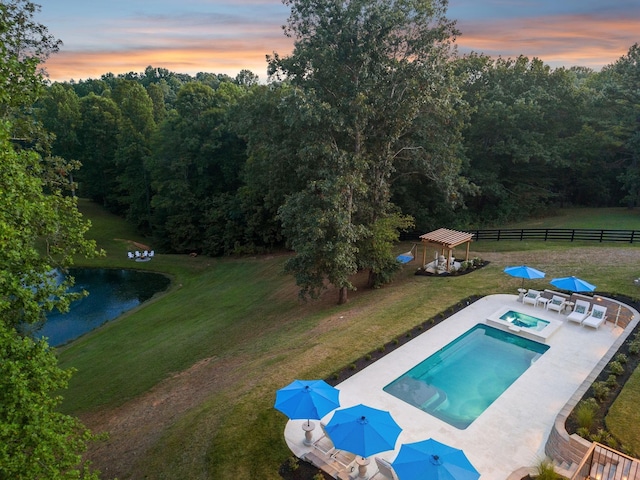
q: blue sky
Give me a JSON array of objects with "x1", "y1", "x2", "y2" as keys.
[{"x1": 36, "y1": 0, "x2": 640, "y2": 82}]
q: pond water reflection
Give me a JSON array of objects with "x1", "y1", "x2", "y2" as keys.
[{"x1": 35, "y1": 268, "x2": 170, "y2": 347}]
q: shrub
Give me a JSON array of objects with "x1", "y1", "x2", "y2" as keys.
[
  {"x1": 606, "y1": 374, "x2": 618, "y2": 389},
  {"x1": 574, "y1": 398, "x2": 599, "y2": 430},
  {"x1": 614, "y1": 353, "x2": 628, "y2": 364},
  {"x1": 629, "y1": 340, "x2": 640, "y2": 355},
  {"x1": 313, "y1": 472, "x2": 325, "y2": 480},
  {"x1": 592, "y1": 381, "x2": 610, "y2": 402},
  {"x1": 609, "y1": 361, "x2": 624, "y2": 376},
  {"x1": 349, "y1": 364, "x2": 356, "y2": 371},
  {"x1": 590, "y1": 429, "x2": 617, "y2": 448},
  {"x1": 286, "y1": 456, "x2": 299, "y2": 472},
  {"x1": 536, "y1": 459, "x2": 559, "y2": 480},
  {"x1": 577, "y1": 427, "x2": 591, "y2": 439},
  {"x1": 365, "y1": 354, "x2": 372, "y2": 361},
  {"x1": 378, "y1": 346, "x2": 385, "y2": 353}
]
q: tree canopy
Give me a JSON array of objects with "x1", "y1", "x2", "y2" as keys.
[{"x1": 1, "y1": 1, "x2": 102, "y2": 478}]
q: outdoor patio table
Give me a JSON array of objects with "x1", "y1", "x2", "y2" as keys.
[
  {"x1": 517, "y1": 288, "x2": 527, "y2": 302},
  {"x1": 562, "y1": 301, "x2": 575, "y2": 314},
  {"x1": 536, "y1": 297, "x2": 550, "y2": 309}
]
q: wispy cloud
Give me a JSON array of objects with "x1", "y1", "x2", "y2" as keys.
[
  {"x1": 39, "y1": 1, "x2": 639, "y2": 81},
  {"x1": 456, "y1": 14, "x2": 639, "y2": 68},
  {"x1": 44, "y1": 39, "x2": 295, "y2": 82}
]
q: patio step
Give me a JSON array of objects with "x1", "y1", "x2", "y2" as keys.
[{"x1": 553, "y1": 458, "x2": 576, "y2": 477}]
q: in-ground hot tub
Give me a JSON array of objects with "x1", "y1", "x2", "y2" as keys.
[{"x1": 486, "y1": 306, "x2": 562, "y2": 342}]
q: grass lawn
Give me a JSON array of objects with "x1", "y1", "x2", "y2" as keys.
[
  {"x1": 58, "y1": 201, "x2": 640, "y2": 479},
  {"x1": 607, "y1": 366, "x2": 640, "y2": 452}
]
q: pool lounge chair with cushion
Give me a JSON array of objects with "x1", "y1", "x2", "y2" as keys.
[
  {"x1": 370, "y1": 457, "x2": 399, "y2": 480},
  {"x1": 547, "y1": 295, "x2": 567, "y2": 313},
  {"x1": 313, "y1": 423, "x2": 356, "y2": 468},
  {"x1": 567, "y1": 300, "x2": 591, "y2": 324},
  {"x1": 522, "y1": 289, "x2": 542, "y2": 306},
  {"x1": 582, "y1": 305, "x2": 608, "y2": 329}
]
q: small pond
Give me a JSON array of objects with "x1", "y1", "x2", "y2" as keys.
[{"x1": 31, "y1": 268, "x2": 170, "y2": 347}]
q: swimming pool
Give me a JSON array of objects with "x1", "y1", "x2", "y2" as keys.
[
  {"x1": 486, "y1": 306, "x2": 562, "y2": 342},
  {"x1": 499, "y1": 310, "x2": 549, "y2": 331},
  {"x1": 383, "y1": 324, "x2": 549, "y2": 429}
]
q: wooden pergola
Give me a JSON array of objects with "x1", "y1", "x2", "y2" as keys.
[{"x1": 419, "y1": 228, "x2": 474, "y2": 272}]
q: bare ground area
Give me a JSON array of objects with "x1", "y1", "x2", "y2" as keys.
[{"x1": 79, "y1": 248, "x2": 640, "y2": 479}]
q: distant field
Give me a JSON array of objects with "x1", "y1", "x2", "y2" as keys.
[{"x1": 500, "y1": 207, "x2": 640, "y2": 230}]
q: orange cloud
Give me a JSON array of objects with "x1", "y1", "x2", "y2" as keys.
[
  {"x1": 43, "y1": 38, "x2": 295, "y2": 83},
  {"x1": 456, "y1": 14, "x2": 639, "y2": 68},
  {"x1": 42, "y1": 11, "x2": 638, "y2": 82}
]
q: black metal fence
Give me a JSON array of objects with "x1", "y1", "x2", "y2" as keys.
[{"x1": 469, "y1": 228, "x2": 640, "y2": 243}]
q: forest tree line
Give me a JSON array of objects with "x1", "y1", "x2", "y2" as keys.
[{"x1": 38, "y1": 49, "x2": 640, "y2": 253}]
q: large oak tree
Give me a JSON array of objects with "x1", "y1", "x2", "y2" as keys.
[{"x1": 268, "y1": 0, "x2": 467, "y2": 303}]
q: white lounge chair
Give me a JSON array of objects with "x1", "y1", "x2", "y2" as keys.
[
  {"x1": 313, "y1": 423, "x2": 356, "y2": 468},
  {"x1": 313, "y1": 423, "x2": 335, "y2": 455},
  {"x1": 546, "y1": 295, "x2": 567, "y2": 313},
  {"x1": 522, "y1": 289, "x2": 541, "y2": 306},
  {"x1": 127, "y1": 251, "x2": 134, "y2": 259},
  {"x1": 582, "y1": 305, "x2": 608, "y2": 329},
  {"x1": 567, "y1": 300, "x2": 590, "y2": 324},
  {"x1": 370, "y1": 457, "x2": 399, "y2": 480}
]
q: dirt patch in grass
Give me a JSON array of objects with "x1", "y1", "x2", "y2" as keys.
[{"x1": 80, "y1": 355, "x2": 248, "y2": 479}]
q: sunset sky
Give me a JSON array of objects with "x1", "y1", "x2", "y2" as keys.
[{"x1": 36, "y1": 0, "x2": 640, "y2": 83}]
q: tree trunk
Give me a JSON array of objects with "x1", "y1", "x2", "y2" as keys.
[
  {"x1": 367, "y1": 269, "x2": 377, "y2": 288},
  {"x1": 338, "y1": 286, "x2": 348, "y2": 305}
]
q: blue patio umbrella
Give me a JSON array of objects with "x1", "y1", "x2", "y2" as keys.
[
  {"x1": 392, "y1": 438, "x2": 480, "y2": 480},
  {"x1": 324, "y1": 404, "x2": 402, "y2": 458},
  {"x1": 550, "y1": 276, "x2": 596, "y2": 293},
  {"x1": 274, "y1": 379, "x2": 340, "y2": 424},
  {"x1": 504, "y1": 265, "x2": 545, "y2": 288}
]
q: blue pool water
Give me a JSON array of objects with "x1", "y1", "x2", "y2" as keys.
[
  {"x1": 499, "y1": 310, "x2": 549, "y2": 331},
  {"x1": 384, "y1": 324, "x2": 549, "y2": 429}
]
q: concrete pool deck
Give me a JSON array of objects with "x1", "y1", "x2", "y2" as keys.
[{"x1": 283, "y1": 294, "x2": 638, "y2": 479}]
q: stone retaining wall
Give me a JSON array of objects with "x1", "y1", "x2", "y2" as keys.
[{"x1": 544, "y1": 301, "x2": 639, "y2": 474}]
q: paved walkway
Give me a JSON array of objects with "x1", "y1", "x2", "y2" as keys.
[{"x1": 284, "y1": 294, "x2": 635, "y2": 479}]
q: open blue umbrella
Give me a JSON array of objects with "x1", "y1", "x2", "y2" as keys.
[
  {"x1": 504, "y1": 265, "x2": 546, "y2": 288},
  {"x1": 274, "y1": 379, "x2": 340, "y2": 423},
  {"x1": 550, "y1": 276, "x2": 596, "y2": 293},
  {"x1": 392, "y1": 438, "x2": 480, "y2": 480},
  {"x1": 324, "y1": 404, "x2": 402, "y2": 458}
]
